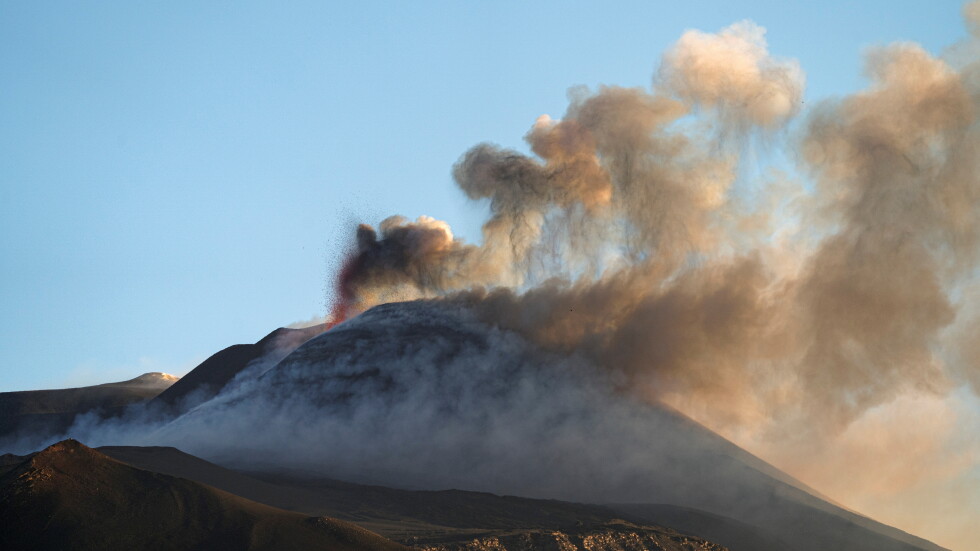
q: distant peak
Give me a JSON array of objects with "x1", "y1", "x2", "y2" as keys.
[
  {"x1": 100, "y1": 372, "x2": 180, "y2": 389},
  {"x1": 138, "y1": 372, "x2": 179, "y2": 383}
]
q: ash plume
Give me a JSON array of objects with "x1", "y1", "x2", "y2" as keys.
[
  {"x1": 329, "y1": 215, "x2": 488, "y2": 323},
  {"x1": 335, "y1": 13, "x2": 980, "y2": 435},
  {"x1": 791, "y1": 41, "x2": 976, "y2": 432},
  {"x1": 323, "y1": 10, "x2": 980, "y2": 547}
]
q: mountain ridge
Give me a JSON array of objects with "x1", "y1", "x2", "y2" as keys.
[
  {"x1": 0, "y1": 439, "x2": 408, "y2": 551},
  {"x1": 0, "y1": 373, "x2": 180, "y2": 445},
  {"x1": 2, "y1": 439, "x2": 732, "y2": 551}
]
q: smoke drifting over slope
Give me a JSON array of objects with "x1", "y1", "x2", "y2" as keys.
[
  {"x1": 326, "y1": 7, "x2": 980, "y2": 547},
  {"x1": 42, "y1": 300, "x2": 947, "y2": 551}
]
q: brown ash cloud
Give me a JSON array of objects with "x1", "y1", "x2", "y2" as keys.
[{"x1": 326, "y1": 12, "x2": 980, "y2": 546}]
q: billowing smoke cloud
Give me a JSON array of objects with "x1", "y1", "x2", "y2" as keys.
[
  {"x1": 790, "y1": 41, "x2": 976, "y2": 433},
  {"x1": 328, "y1": 215, "x2": 487, "y2": 323},
  {"x1": 334, "y1": 14, "x2": 980, "y2": 439},
  {"x1": 320, "y1": 12, "x2": 980, "y2": 549},
  {"x1": 658, "y1": 20, "x2": 805, "y2": 129},
  {"x1": 335, "y1": 20, "x2": 806, "y2": 312}
]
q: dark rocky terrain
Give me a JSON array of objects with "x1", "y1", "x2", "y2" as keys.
[
  {"x1": 94, "y1": 441, "x2": 941, "y2": 551},
  {"x1": 99, "y1": 444, "x2": 669, "y2": 543},
  {"x1": 0, "y1": 440, "x2": 729, "y2": 551},
  {"x1": 0, "y1": 440, "x2": 407, "y2": 551},
  {"x1": 414, "y1": 521, "x2": 729, "y2": 551}
]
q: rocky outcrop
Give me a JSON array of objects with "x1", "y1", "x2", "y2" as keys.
[{"x1": 416, "y1": 521, "x2": 727, "y2": 551}]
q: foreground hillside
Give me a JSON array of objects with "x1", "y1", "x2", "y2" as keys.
[
  {"x1": 99, "y1": 445, "x2": 749, "y2": 547},
  {"x1": 96, "y1": 443, "x2": 939, "y2": 551},
  {"x1": 0, "y1": 440, "x2": 405, "y2": 551},
  {"x1": 0, "y1": 440, "x2": 729, "y2": 551},
  {"x1": 415, "y1": 521, "x2": 728, "y2": 551}
]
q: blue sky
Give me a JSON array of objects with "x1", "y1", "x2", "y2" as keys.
[{"x1": 0, "y1": 1, "x2": 969, "y2": 392}]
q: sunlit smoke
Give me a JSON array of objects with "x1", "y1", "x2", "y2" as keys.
[
  {"x1": 325, "y1": 11, "x2": 980, "y2": 549},
  {"x1": 334, "y1": 15, "x2": 980, "y2": 429},
  {"x1": 658, "y1": 20, "x2": 805, "y2": 130}
]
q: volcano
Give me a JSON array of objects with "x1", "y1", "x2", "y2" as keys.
[
  {"x1": 0, "y1": 299, "x2": 952, "y2": 551},
  {"x1": 139, "y1": 299, "x2": 944, "y2": 551}
]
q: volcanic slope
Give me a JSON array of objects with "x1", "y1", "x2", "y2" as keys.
[
  {"x1": 0, "y1": 372, "x2": 177, "y2": 443},
  {"x1": 0, "y1": 439, "x2": 406, "y2": 551},
  {"x1": 154, "y1": 300, "x2": 947, "y2": 551},
  {"x1": 151, "y1": 324, "x2": 324, "y2": 411}
]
